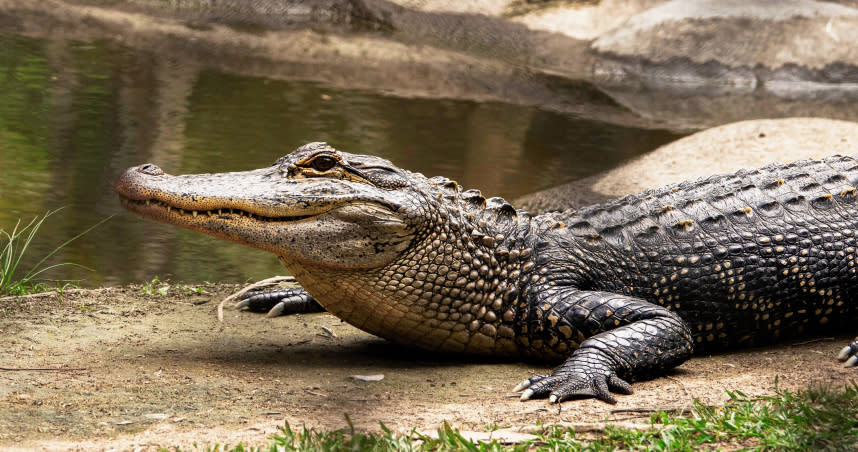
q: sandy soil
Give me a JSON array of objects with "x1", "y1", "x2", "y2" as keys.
[{"x1": 0, "y1": 284, "x2": 854, "y2": 451}]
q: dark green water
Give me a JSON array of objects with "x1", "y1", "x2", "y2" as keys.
[{"x1": 0, "y1": 33, "x2": 683, "y2": 287}]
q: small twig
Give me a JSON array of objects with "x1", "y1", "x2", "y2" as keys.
[
  {"x1": 0, "y1": 287, "x2": 115, "y2": 302},
  {"x1": 790, "y1": 337, "x2": 835, "y2": 346},
  {"x1": 217, "y1": 276, "x2": 295, "y2": 321},
  {"x1": 0, "y1": 367, "x2": 86, "y2": 372},
  {"x1": 567, "y1": 422, "x2": 654, "y2": 433},
  {"x1": 665, "y1": 375, "x2": 694, "y2": 406},
  {"x1": 610, "y1": 408, "x2": 660, "y2": 414},
  {"x1": 611, "y1": 406, "x2": 687, "y2": 415},
  {"x1": 520, "y1": 421, "x2": 654, "y2": 434}
]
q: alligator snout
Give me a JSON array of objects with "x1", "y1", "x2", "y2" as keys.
[{"x1": 115, "y1": 163, "x2": 167, "y2": 201}]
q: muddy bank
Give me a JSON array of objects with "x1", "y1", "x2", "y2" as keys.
[{"x1": 0, "y1": 284, "x2": 853, "y2": 450}]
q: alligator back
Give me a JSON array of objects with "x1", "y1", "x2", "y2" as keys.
[{"x1": 551, "y1": 155, "x2": 858, "y2": 350}]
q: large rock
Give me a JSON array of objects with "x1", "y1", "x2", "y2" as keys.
[
  {"x1": 592, "y1": 0, "x2": 858, "y2": 93},
  {"x1": 515, "y1": 118, "x2": 858, "y2": 213},
  {"x1": 60, "y1": 0, "x2": 395, "y2": 31},
  {"x1": 511, "y1": 0, "x2": 663, "y2": 41}
]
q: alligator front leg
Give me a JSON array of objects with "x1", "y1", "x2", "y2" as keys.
[
  {"x1": 236, "y1": 288, "x2": 326, "y2": 317},
  {"x1": 515, "y1": 290, "x2": 694, "y2": 404}
]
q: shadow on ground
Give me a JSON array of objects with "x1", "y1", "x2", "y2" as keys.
[{"x1": 0, "y1": 285, "x2": 853, "y2": 450}]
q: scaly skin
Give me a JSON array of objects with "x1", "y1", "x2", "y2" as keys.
[{"x1": 115, "y1": 142, "x2": 858, "y2": 403}]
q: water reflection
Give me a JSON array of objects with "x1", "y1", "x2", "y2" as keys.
[{"x1": 0, "y1": 33, "x2": 682, "y2": 286}]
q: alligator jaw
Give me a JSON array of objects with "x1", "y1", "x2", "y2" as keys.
[
  {"x1": 117, "y1": 195, "x2": 318, "y2": 227},
  {"x1": 114, "y1": 164, "x2": 335, "y2": 251},
  {"x1": 115, "y1": 161, "x2": 411, "y2": 267}
]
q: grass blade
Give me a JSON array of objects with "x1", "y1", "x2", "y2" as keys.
[
  {"x1": 21, "y1": 212, "x2": 113, "y2": 283},
  {"x1": 0, "y1": 209, "x2": 110, "y2": 296}
]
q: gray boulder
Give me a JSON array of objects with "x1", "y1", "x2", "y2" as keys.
[
  {"x1": 515, "y1": 118, "x2": 858, "y2": 213},
  {"x1": 592, "y1": 0, "x2": 858, "y2": 93}
]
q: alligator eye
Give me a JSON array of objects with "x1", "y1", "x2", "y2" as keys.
[{"x1": 310, "y1": 155, "x2": 337, "y2": 172}]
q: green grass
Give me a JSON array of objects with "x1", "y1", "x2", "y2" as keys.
[
  {"x1": 139, "y1": 276, "x2": 211, "y2": 296},
  {"x1": 165, "y1": 384, "x2": 858, "y2": 452},
  {"x1": 140, "y1": 275, "x2": 170, "y2": 295},
  {"x1": 595, "y1": 382, "x2": 858, "y2": 451},
  {"x1": 0, "y1": 209, "x2": 110, "y2": 297}
]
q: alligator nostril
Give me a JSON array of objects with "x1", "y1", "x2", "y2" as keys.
[{"x1": 138, "y1": 163, "x2": 164, "y2": 176}]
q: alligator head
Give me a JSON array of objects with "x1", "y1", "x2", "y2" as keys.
[
  {"x1": 115, "y1": 142, "x2": 529, "y2": 355},
  {"x1": 116, "y1": 142, "x2": 417, "y2": 269}
]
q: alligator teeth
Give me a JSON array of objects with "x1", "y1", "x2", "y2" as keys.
[{"x1": 146, "y1": 203, "x2": 270, "y2": 221}]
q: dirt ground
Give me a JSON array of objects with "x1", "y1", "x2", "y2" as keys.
[{"x1": 0, "y1": 285, "x2": 855, "y2": 451}]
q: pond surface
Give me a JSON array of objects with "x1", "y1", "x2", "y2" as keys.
[{"x1": 0, "y1": 32, "x2": 684, "y2": 287}]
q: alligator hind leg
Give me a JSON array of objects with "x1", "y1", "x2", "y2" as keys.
[
  {"x1": 514, "y1": 290, "x2": 694, "y2": 404},
  {"x1": 838, "y1": 337, "x2": 858, "y2": 367},
  {"x1": 236, "y1": 288, "x2": 326, "y2": 317}
]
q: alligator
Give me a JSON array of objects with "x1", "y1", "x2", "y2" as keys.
[{"x1": 115, "y1": 142, "x2": 858, "y2": 404}]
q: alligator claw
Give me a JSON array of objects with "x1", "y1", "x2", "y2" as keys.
[
  {"x1": 514, "y1": 366, "x2": 632, "y2": 404},
  {"x1": 266, "y1": 301, "x2": 286, "y2": 318},
  {"x1": 236, "y1": 288, "x2": 325, "y2": 316},
  {"x1": 515, "y1": 375, "x2": 552, "y2": 401},
  {"x1": 837, "y1": 337, "x2": 858, "y2": 367},
  {"x1": 513, "y1": 381, "x2": 530, "y2": 393},
  {"x1": 512, "y1": 375, "x2": 546, "y2": 393}
]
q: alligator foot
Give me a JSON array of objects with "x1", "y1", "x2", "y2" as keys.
[
  {"x1": 513, "y1": 290, "x2": 692, "y2": 404},
  {"x1": 236, "y1": 288, "x2": 326, "y2": 317},
  {"x1": 837, "y1": 337, "x2": 858, "y2": 367},
  {"x1": 513, "y1": 364, "x2": 633, "y2": 404}
]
